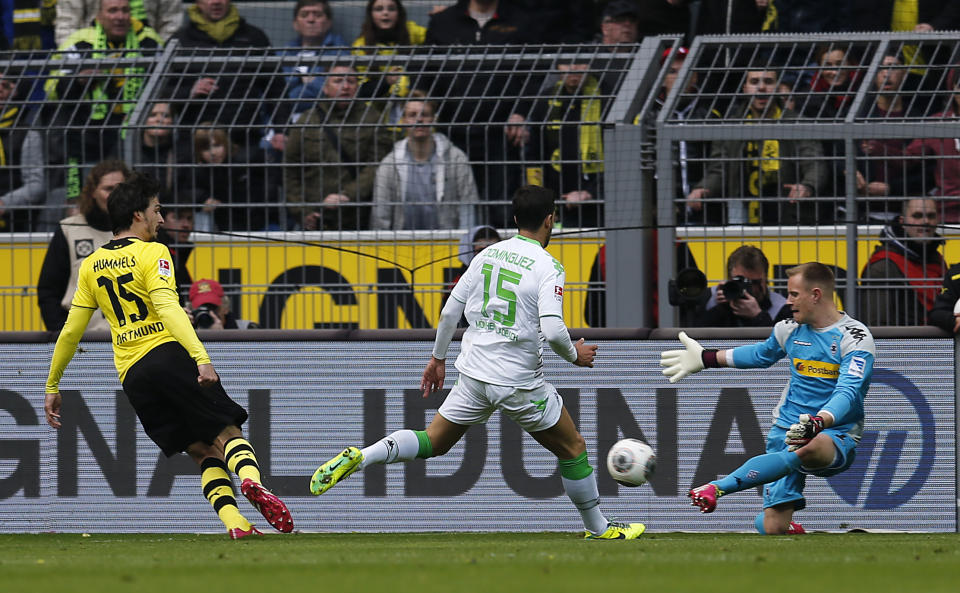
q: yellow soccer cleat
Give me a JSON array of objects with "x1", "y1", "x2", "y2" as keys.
[
  {"x1": 584, "y1": 521, "x2": 646, "y2": 540},
  {"x1": 309, "y1": 447, "x2": 364, "y2": 495}
]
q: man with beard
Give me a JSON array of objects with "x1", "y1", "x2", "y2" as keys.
[{"x1": 859, "y1": 197, "x2": 946, "y2": 326}]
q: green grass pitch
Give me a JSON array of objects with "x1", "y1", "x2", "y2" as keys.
[{"x1": 2, "y1": 532, "x2": 958, "y2": 593}]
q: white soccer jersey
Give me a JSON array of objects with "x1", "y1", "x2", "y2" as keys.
[{"x1": 449, "y1": 234, "x2": 566, "y2": 389}]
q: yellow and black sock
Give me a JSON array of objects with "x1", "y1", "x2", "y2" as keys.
[
  {"x1": 201, "y1": 457, "x2": 250, "y2": 531},
  {"x1": 224, "y1": 437, "x2": 262, "y2": 483}
]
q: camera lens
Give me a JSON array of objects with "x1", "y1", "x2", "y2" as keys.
[{"x1": 194, "y1": 305, "x2": 216, "y2": 328}]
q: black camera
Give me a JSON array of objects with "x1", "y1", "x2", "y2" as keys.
[
  {"x1": 668, "y1": 267, "x2": 710, "y2": 308},
  {"x1": 719, "y1": 275, "x2": 753, "y2": 300},
  {"x1": 193, "y1": 303, "x2": 218, "y2": 329}
]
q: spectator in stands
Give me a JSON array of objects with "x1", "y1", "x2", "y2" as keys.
[
  {"x1": 856, "y1": 51, "x2": 925, "y2": 222},
  {"x1": 56, "y1": 0, "x2": 181, "y2": 45},
  {"x1": 927, "y1": 262, "x2": 960, "y2": 334},
  {"x1": 179, "y1": 124, "x2": 277, "y2": 232},
  {"x1": 526, "y1": 60, "x2": 611, "y2": 228},
  {"x1": 137, "y1": 102, "x2": 187, "y2": 194},
  {"x1": 640, "y1": 47, "x2": 721, "y2": 225},
  {"x1": 0, "y1": 66, "x2": 45, "y2": 232},
  {"x1": 425, "y1": 0, "x2": 541, "y2": 228},
  {"x1": 37, "y1": 159, "x2": 131, "y2": 331},
  {"x1": 284, "y1": 65, "x2": 394, "y2": 231},
  {"x1": 859, "y1": 197, "x2": 946, "y2": 326},
  {"x1": 44, "y1": 0, "x2": 162, "y2": 201},
  {"x1": 803, "y1": 46, "x2": 862, "y2": 119},
  {"x1": 905, "y1": 66, "x2": 960, "y2": 223},
  {"x1": 694, "y1": 245, "x2": 791, "y2": 327},
  {"x1": 372, "y1": 93, "x2": 479, "y2": 230},
  {"x1": 170, "y1": 0, "x2": 281, "y2": 150},
  {"x1": 188, "y1": 278, "x2": 259, "y2": 329},
  {"x1": 352, "y1": 0, "x2": 426, "y2": 127},
  {"x1": 801, "y1": 46, "x2": 865, "y2": 216},
  {"x1": 687, "y1": 68, "x2": 826, "y2": 225},
  {"x1": 597, "y1": 0, "x2": 640, "y2": 45},
  {"x1": 849, "y1": 2, "x2": 960, "y2": 115},
  {"x1": 1, "y1": 0, "x2": 55, "y2": 50},
  {"x1": 279, "y1": 0, "x2": 346, "y2": 119}
]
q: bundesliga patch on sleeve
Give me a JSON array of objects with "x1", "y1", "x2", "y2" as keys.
[
  {"x1": 158, "y1": 259, "x2": 172, "y2": 278},
  {"x1": 847, "y1": 356, "x2": 867, "y2": 378},
  {"x1": 554, "y1": 286, "x2": 563, "y2": 302}
]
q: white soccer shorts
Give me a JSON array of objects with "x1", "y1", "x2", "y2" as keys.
[{"x1": 437, "y1": 373, "x2": 563, "y2": 432}]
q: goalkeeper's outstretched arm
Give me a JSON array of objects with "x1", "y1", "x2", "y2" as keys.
[{"x1": 660, "y1": 331, "x2": 730, "y2": 383}]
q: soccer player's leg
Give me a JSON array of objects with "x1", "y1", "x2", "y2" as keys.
[
  {"x1": 310, "y1": 377, "x2": 481, "y2": 495},
  {"x1": 310, "y1": 415, "x2": 468, "y2": 495},
  {"x1": 219, "y1": 427, "x2": 293, "y2": 533},
  {"x1": 522, "y1": 389, "x2": 644, "y2": 540},
  {"x1": 191, "y1": 450, "x2": 260, "y2": 539},
  {"x1": 690, "y1": 425, "x2": 805, "y2": 513}
]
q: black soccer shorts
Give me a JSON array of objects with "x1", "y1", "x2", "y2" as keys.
[{"x1": 122, "y1": 341, "x2": 248, "y2": 456}]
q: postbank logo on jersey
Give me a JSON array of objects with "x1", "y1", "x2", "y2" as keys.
[{"x1": 793, "y1": 358, "x2": 840, "y2": 379}]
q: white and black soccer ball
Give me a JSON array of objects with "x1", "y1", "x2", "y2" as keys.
[{"x1": 606, "y1": 439, "x2": 656, "y2": 487}]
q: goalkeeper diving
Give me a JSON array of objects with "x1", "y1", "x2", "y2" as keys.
[{"x1": 661, "y1": 262, "x2": 875, "y2": 535}]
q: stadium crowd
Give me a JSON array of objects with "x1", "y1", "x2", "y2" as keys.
[{"x1": 2, "y1": 0, "x2": 960, "y2": 329}]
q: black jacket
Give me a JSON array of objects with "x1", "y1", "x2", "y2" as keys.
[
  {"x1": 929, "y1": 262, "x2": 960, "y2": 333},
  {"x1": 170, "y1": 16, "x2": 282, "y2": 131}
]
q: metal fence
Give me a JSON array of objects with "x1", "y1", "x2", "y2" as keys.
[{"x1": 2, "y1": 32, "x2": 960, "y2": 331}]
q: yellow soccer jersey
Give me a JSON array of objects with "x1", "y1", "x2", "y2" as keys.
[{"x1": 71, "y1": 237, "x2": 205, "y2": 381}]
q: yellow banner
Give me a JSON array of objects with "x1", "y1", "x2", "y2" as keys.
[
  {"x1": 7, "y1": 231, "x2": 957, "y2": 331},
  {"x1": 3, "y1": 237, "x2": 601, "y2": 331}
]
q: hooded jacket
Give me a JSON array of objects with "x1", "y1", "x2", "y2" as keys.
[
  {"x1": 371, "y1": 133, "x2": 478, "y2": 231},
  {"x1": 859, "y1": 222, "x2": 946, "y2": 326}
]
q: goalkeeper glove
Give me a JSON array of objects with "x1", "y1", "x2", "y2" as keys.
[
  {"x1": 660, "y1": 331, "x2": 720, "y2": 383},
  {"x1": 785, "y1": 414, "x2": 825, "y2": 451}
]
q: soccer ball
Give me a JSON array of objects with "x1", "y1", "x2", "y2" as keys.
[{"x1": 606, "y1": 439, "x2": 656, "y2": 487}]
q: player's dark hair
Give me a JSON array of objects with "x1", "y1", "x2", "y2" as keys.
[
  {"x1": 107, "y1": 172, "x2": 160, "y2": 234},
  {"x1": 786, "y1": 262, "x2": 835, "y2": 296},
  {"x1": 727, "y1": 245, "x2": 769, "y2": 277},
  {"x1": 512, "y1": 185, "x2": 556, "y2": 232}
]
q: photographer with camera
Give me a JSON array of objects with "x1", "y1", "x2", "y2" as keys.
[
  {"x1": 694, "y1": 245, "x2": 791, "y2": 327},
  {"x1": 188, "y1": 279, "x2": 258, "y2": 330}
]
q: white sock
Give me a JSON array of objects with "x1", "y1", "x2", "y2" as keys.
[
  {"x1": 562, "y1": 473, "x2": 609, "y2": 534},
  {"x1": 359, "y1": 430, "x2": 421, "y2": 469}
]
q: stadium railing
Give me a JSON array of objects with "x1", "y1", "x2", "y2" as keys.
[{"x1": 1, "y1": 32, "x2": 959, "y2": 331}]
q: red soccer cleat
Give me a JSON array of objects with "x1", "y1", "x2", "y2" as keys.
[
  {"x1": 689, "y1": 483, "x2": 721, "y2": 513},
  {"x1": 787, "y1": 521, "x2": 806, "y2": 534},
  {"x1": 241, "y1": 478, "x2": 294, "y2": 533},
  {"x1": 228, "y1": 525, "x2": 263, "y2": 540}
]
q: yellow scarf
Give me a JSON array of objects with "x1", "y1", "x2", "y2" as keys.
[
  {"x1": 549, "y1": 76, "x2": 604, "y2": 175},
  {"x1": 745, "y1": 105, "x2": 783, "y2": 223},
  {"x1": 0, "y1": 106, "x2": 19, "y2": 166},
  {"x1": 188, "y1": 4, "x2": 240, "y2": 44}
]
